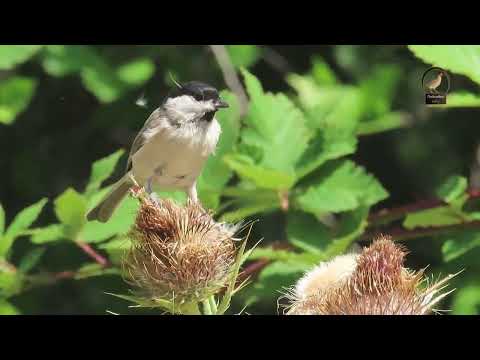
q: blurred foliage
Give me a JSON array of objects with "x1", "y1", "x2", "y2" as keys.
[{"x1": 1, "y1": 45, "x2": 480, "y2": 314}]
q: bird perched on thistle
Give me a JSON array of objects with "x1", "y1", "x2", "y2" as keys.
[
  {"x1": 424, "y1": 71, "x2": 446, "y2": 94},
  {"x1": 86, "y1": 80, "x2": 229, "y2": 223}
]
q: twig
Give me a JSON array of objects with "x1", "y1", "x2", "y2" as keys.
[
  {"x1": 368, "y1": 189, "x2": 480, "y2": 226},
  {"x1": 75, "y1": 241, "x2": 110, "y2": 267},
  {"x1": 209, "y1": 45, "x2": 249, "y2": 117},
  {"x1": 361, "y1": 220, "x2": 480, "y2": 242},
  {"x1": 261, "y1": 46, "x2": 292, "y2": 74}
]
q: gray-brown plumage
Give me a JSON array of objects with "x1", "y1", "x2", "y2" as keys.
[{"x1": 424, "y1": 71, "x2": 445, "y2": 93}]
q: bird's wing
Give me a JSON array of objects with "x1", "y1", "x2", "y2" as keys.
[{"x1": 126, "y1": 107, "x2": 168, "y2": 173}]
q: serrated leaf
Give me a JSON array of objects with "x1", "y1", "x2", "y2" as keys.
[
  {"x1": 0, "y1": 45, "x2": 42, "y2": 69},
  {"x1": 0, "y1": 299, "x2": 20, "y2": 315},
  {"x1": 436, "y1": 175, "x2": 468, "y2": 204},
  {"x1": 82, "y1": 196, "x2": 138, "y2": 243},
  {"x1": 287, "y1": 207, "x2": 368, "y2": 258},
  {"x1": 408, "y1": 45, "x2": 480, "y2": 85},
  {"x1": 286, "y1": 211, "x2": 331, "y2": 255},
  {"x1": 85, "y1": 149, "x2": 125, "y2": 198},
  {"x1": 323, "y1": 206, "x2": 368, "y2": 258},
  {"x1": 403, "y1": 206, "x2": 466, "y2": 230},
  {"x1": 0, "y1": 199, "x2": 47, "y2": 257},
  {"x1": 0, "y1": 76, "x2": 37, "y2": 125},
  {"x1": 223, "y1": 153, "x2": 295, "y2": 190},
  {"x1": 0, "y1": 203, "x2": 4, "y2": 236},
  {"x1": 18, "y1": 247, "x2": 46, "y2": 273},
  {"x1": 226, "y1": 45, "x2": 261, "y2": 68},
  {"x1": 239, "y1": 260, "x2": 311, "y2": 308},
  {"x1": 54, "y1": 188, "x2": 86, "y2": 240},
  {"x1": 240, "y1": 68, "x2": 310, "y2": 178},
  {"x1": 357, "y1": 111, "x2": 409, "y2": 136},
  {"x1": 116, "y1": 58, "x2": 155, "y2": 86},
  {"x1": 30, "y1": 224, "x2": 65, "y2": 244},
  {"x1": 295, "y1": 160, "x2": 388, "y2": 216},
  {"x1": 198, "y1": 91, "x2": 240, "y2": 209},
  {"x1": 442, "y1": 230, "x2": 480, "y2": 262}
]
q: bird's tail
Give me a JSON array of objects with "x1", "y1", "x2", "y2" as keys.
[{"x1": 86, "y1": 174, "x2": 133, "y2": 223}]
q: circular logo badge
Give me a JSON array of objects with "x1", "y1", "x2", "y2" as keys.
[{"x1": 422, "y1": 67, "x2": 450, "y2": 96}]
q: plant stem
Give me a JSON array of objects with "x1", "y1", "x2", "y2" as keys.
[
  {"x1": 202, "y1": 299, "x2": 212, "y2": 315},
  {"x1": 180, "y1": 302, "x2": 201, "y2": 315},
  {"x1": 75, "y1": 241, "x2": 109, "y2": 267},
  {"x1": 368, "y1": 189, "x2": 480, "y2": 226},
  {"x1": 361, "y1": 220, "x2": 480, "y2": 242},
  {"x1": 208, "y1": 295, "x2": 218, "y2": 314}
]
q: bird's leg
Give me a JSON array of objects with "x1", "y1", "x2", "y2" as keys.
[
  {"x1": 186, "y1": 183, "x2": 199, "y2": 204},
  {"x1": 146, "y1": 177, "x2": 161, "y2": 207}
]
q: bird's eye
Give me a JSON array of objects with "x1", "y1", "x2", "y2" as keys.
[{"x1": 193, "y1": 93, "x2": 203, "y2": 101}]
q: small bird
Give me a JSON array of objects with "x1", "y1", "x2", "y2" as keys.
[
  {"x1": 86, "y1": 81, "x2": 229, "y2": 223},
  {"x1": 424, "y1": 71, "x2": 445, "y2": 94}
]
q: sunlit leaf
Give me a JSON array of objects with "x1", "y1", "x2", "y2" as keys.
[
  {"x1": 85, "y1": 149, "x2": 125, "y2": 199},
  {"x1": 0, "y1": 45, "x2": 42, "y2": 69},
  {"x1": 0, "y1": 76, "x2": 37, "y2": 125},
  {"x1": 54, "y1": 188, "x2": 86, "y2": 240}
]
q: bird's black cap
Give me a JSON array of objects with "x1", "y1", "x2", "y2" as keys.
[{"x1": 169, "y1": 81, "x2": 220, "y2": 101}]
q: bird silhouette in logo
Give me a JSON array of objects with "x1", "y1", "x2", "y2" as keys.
[{"x1": 424, "y1": 71, "x2": 446, "y2": 94}]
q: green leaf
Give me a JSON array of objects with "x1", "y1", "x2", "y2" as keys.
[
  {"x1": 81, "y1": 64, "x2": 125, "y2": 103},
  {"x1": 323, "y1": 206, "x2": 368, "y2": 258},
  {"x1": 357, "y1": 112, "x2": 409, "y2": 136},
  {"x1": 220, "y1": 200, "x2": 279, "y2": 223},
  {"x1": 452, "y1": 285, "x2": 480, "y2": 315},
  {"x1": 295, "y1": 160, "x2": 388, "y2": 216},
  {"x1": 240, "y1": 68, "x2": 310, "y2": 178},
  {"x1": 436, "y1": 175, "x2": 468, "y2": 204},
  {"x1": 311, "y1": 57, "x2": 338, "y2": 86},
  {"x1": 226, "y1": 45, "x2": 261, "y2": 68},
  {"x1": 116, "y1": 58, "x2": 155, "y2": 86},
  {"x1": 0, "y1": 271, "x2": 24, "y2": 298},
  {"x1": 0, "y1": 76, "x2": 37, "y2": 125},
  {"x1": 286, "y1": 211, "x2": 331, "y2": 254},
  {"x1": 30, "y1": 224, "x2": 65, "y2": 244},
  {"x1": 0, "y1": 299, "x2": 20, "y2": 315},
  {"x1": 98, "y1": 236, "x2": 132, "y2": 265},
  {"x1": 18, "y1": 247, "x2": 46, "y2": 273},
  {"x1": 197, "y1": 91, "x2": 240, "y2": 209},
  {"x1": 74, "y1": 263, "x2": 120, "y2": 279},
  {"x1": 286, "y1": 207, "x2": 368, "y2": 258},
  {"x1": 223, "y1": 153, "x2": 296, "y2": 190},
  {"x1": 445, "y1": 92, "x2": 480, "y2": 107},
  {"x1": 0, "y1": 203, "x2": 5, "y2": 236},
  {"x1": 0, "y1": 45, "x2": 42, "y2": 69},
  {"x1": 441, "y1": 230, "x2": 480, "y2": 262},
  {"x1": 85, "y1": 149, "x2": 125, "y2": 198},
  {"x1": 0, "y1": 199, "x2": 47, "y2": 257},
  {"x1": 239, "y1": 260, "x2": 311, "y2": 308},
  {"x1": 408, "y1": 45, "x2": 480, "y2": 85},
  {"x1": 41, "y1": 45, "x2": 100, "y2": 76},
  {"x1": 54, "y1": 188, "x2": 87, "y2": 240},
  {"x1": 249, "y1": 247, "x2": 319, "y2": 264},
  {"x1": 403, "y1": 206, "x2": 466, "y2": 230},
  {"x1": 82, "y1": 196, "x2": 138, "y2": 243}
]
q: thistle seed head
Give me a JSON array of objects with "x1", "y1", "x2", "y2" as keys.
[
  {"x1": 286, "y1": 235, "x2": 458, "y2": 315},
  {"x1": 123, "y1": 194, "x2": 238, "y2": 305}
]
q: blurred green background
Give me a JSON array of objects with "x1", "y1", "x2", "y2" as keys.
[{"x1": 1, "y1": 45, "x2": 480, "y2": 315}]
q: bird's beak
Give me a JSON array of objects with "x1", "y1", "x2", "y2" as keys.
[{"x1": 214, "y1": 98, "x2": 229, "y2": 109}]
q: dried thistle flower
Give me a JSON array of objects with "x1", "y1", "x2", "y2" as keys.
[
  {"x1": 286, "y1": 235, "x2": 459, "y2": 315},
  {"x1": 122, "y1": 192, "x2": 238, "y2": 307}
]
